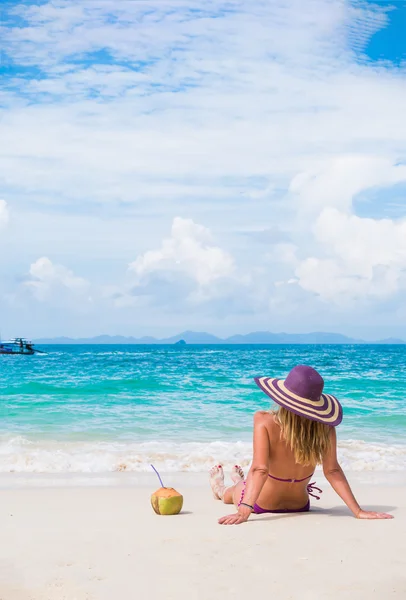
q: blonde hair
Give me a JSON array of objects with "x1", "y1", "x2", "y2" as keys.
[{"x1": 275, "y1": 407, "x2": 331, "y2": 466}]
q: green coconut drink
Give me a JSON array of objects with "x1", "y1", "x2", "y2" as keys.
[{"x1": 150, "y1": 465, "x2": 183, "y2": 515}]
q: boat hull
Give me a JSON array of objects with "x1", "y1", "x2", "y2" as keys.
[
  {"x1": 0, "y1": 348, "x2": 35, "y2": 355},
  {"x1": 0, "y1": 339, "x2": 37, "y2": 355}
]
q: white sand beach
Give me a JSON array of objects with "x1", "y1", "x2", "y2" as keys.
[{"x1": 0, "y1": 473, "x2": 405, "y2": 600}]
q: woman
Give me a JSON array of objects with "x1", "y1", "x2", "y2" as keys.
[{"x1": 209, "y1": 365, "x2": 393, "y2": 524}]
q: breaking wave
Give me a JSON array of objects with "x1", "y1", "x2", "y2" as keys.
[{"x1": 0, "y1": 436, "x2": 405, "y2": 473}]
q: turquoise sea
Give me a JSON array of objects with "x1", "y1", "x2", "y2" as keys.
[{"x1": 0, "y1": 345, "x2": 405, "y2": 473}]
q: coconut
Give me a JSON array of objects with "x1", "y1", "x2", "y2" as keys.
[{"x1": 151, "y1": 487, "x2": 183, "y2": 515}]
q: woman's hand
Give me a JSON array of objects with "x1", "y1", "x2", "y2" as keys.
[
  {"x1": 356, "y1": 509, "x2": 394, "y2": 520},
  {"x1": 218, "y1": 506, "x2": 252, "y2": 525}
]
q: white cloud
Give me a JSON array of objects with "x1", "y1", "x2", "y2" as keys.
[
  {"x1": 127, "y1": 217, "x2": 235, "y2": 301},
  {"x1": 295, "y1": 208, "x2": 406, "y2": 303},
  {"x1": 0, "y1": 200, "x2": 9, "y2": 228},
  {"x1": 1, "y1": 0, "x2": 404, "y2": 209},
  {"x1": 288, "y1": 155, "x2": 406, "y2": 305},
  {"x1": 290, "y1": 156, "x2": 406, "y2": 217},
  {"x1": 24, "y1": 257, "x2": 90, "y2": 302},
  {"x1": 1, "y1": 0, "x2": 406, "y2": 337}
]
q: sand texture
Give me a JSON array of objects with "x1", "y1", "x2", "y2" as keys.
[{"x1": 0, "y1": 474, "x2": 405, "y2": 600}]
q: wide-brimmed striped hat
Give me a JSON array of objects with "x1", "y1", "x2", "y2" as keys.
[{"x1": 254, "y1": 365, "x2": 343, "y2": 426}]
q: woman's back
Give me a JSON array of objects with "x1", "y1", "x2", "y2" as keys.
[{"x1": 255, "y1": 411, "x2": 317, "y2": 511}]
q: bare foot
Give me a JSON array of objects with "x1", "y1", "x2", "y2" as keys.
[
  {"x1": 231, "y1": 465, "x2": 245, "y2": 484},
  {"x1": 209, "y1": 465, "x2": 225, "y2": 500}
]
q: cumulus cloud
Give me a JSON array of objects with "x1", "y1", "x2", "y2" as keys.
[
  {"x1": 226, "y1": 155, "x2": 406, "y2": 311},
  {"x1": 116, "y1": 217, "x2": 238, "y2": 309},
  {"x1": 0, "y1": 200, "x2": 9, "y2": 228},
  {"x1": 130, "y1": 217, "x2": 234, "y2": 287},
  {"x1": 288, "y1": 155, "x2": 406, "y2": 305},
  {"x1": 295, "y1": 209, "x2": 406, "y2": 303},
  {"x1": 24, "y1": 257, "x2": 90, "y2": 302}
]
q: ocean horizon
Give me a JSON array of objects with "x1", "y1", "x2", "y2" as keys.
[{"x1": 1, "y1": 344, "x2": 405, "y2": 474}]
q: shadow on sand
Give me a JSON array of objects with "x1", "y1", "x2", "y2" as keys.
[
  {"x1": 245, "y1": 504, "x2": 397, "y2": 522},
  {"x1": 323, "y1": 505, "x2": 397, "y2": 517}
]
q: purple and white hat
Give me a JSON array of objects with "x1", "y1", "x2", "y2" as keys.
[{"x1": 254, "y1": 365, "x2": 343, "y2": 427}]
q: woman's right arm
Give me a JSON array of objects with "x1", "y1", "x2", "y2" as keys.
[{"x1": 322, "y1": 428, "x2": 393, "y2": 519}]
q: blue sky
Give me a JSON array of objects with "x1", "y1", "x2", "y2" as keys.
[
  {"x1": 1, "y1": 0, "x2": 406, "y2": 340},
  {"x1": 363, "y1": 1, "x2": 406, "y2": 65}
]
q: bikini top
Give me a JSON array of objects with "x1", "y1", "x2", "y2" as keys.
[{"x1": 268, "y1": 472, "x2": 322, "y2": 500}]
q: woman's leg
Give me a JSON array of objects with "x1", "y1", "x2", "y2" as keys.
[
  {"x1": 224, "y1": 479, "x2": 244, "y2": 506},
  {"x1": 209, "y1": 465, "x2": 245, "y2": 505}
]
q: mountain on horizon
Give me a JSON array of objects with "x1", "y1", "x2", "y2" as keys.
[{"x1": 34, "y1": 330, "x2": 405, "y2": 345}]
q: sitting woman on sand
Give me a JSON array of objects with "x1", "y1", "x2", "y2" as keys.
[{"x1": 210, "y1": 365, "x2": 393, "y2": 524}]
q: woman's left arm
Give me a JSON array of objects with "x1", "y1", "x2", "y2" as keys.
[{"x1": 219, "y1": 412, "x2": 270, "y2": 525}]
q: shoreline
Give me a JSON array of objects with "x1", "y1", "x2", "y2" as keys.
[{"x1": 0, "y1": 469, "x2": 405, "y2": 489}]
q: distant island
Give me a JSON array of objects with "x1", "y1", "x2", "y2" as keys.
[{"x1": 34, "y1": 331, "x2": 405, "y2": 345}]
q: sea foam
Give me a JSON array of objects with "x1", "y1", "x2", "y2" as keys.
[{"x1": 0, "y1": 437, "x2": 405, "y2": 473}]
